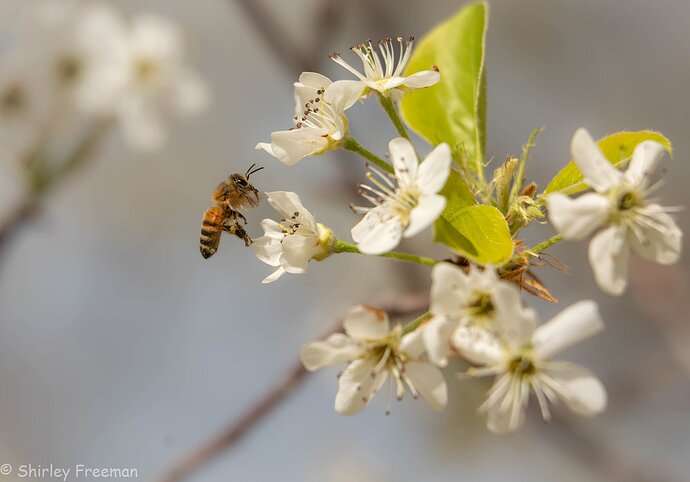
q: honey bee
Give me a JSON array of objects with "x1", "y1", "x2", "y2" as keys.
[{"x1": 200, "y1": 164, "x2": 263, "y2": 259}]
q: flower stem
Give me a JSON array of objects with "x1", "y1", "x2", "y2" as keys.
[
  {"x1": 377, "y1": 93, "x2": 411, "y2": 141},
  {"x1": 526, "y1": 234, "x2": 563, "y2": 256},
  {"x1": 402, "y1": 311, "x2": 432, "y2": 335},
  {"x1": 334, "y1": 240, "x2": 439, "y2": 267},
  {"x1": 342, "y1": 137, "x2": 393, "y2": 173}
]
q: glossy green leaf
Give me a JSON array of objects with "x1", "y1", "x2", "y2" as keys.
[
  {"x1": 400, "y1": 2, "x2": 488, "y2": 172},
  {"x1": 544, "y1": 131, "x2": 672, "y2": 195},
  {"x1": 434, "y1": 204, "x2": 514, "y2": 265}
]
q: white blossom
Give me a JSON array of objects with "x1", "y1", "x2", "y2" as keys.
[
  {"x1": 300, "y1": 305, "x2": 447, "y2": 415},
  {"x1": 256, "y1": 72, "x2": 348, "y2": 166},
  {"x1": 75, "y1": 3, "x2": 209, "y2": 150},
  {"x1": 252, "y1": 191, "x2": 333, "y2": 283},
  {"x1": 547, "y1": 128, "x2": 682, "y2": 295},
  {"x1": 458, "y1": 300, "x2": 607, "y2": 433},
  {"x1": 326, "y1": 37, "x2": 440, "y2": 108},
  {"x1": 420, "y1": 262, "x2": 522, "y2": 367},
  {"x1": 351, "y1": 137, "x2": 451, "y2": 255}
]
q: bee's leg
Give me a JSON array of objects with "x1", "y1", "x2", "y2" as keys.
[
  {"x1": 236, "y1": 211, "x2": 248, "y2": 225},
  {"x1": 233, "y1": 224, "x2": 253, "y2": 246}
]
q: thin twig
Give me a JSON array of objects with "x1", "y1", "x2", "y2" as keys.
[
  {"x1": 0, "y1": 120, "x2": 109, "y2": 259},
  {"x1": 155, "y1": 294, "x2": 428, "y2": 482},
  {"x1": 232, "y1": 0, "x2": 312, "y2": 75},
  {"x1": 0, "y1": 199, "x2": 39, "y2": 258},
  {"x1": 156, "y1": 357, "x2": 311, "y2": 482}
]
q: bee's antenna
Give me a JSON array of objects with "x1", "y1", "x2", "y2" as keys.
[
  {"x1": 245, "y1": 163, "x2": 256, "y2": 178},
  {"x1": 247, "y1": 165, "x2": 264, "y2": 178}
]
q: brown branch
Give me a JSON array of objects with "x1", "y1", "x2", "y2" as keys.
[
  {"x1": 0, "y1": 199, "x2": 39, "y2": 258},
  {"x1": 156, "y1": 357, "x2": 310, "y2": 482},
  {"x1": 0, "y1": 120, "x2": 109, "y2": 261},
  {"x1": 155, "y1": 293, "x2": 427, "y2": 482},
  {"x1": 232, "y1": 0, "x2": 313, "y2": 75}
]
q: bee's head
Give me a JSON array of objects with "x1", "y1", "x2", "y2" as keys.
[{"x1": 229, "y1": 164, "x2": 263, "y2": 208}]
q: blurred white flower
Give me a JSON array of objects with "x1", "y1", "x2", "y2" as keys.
[
  {"x1": 301, "y1": 305, "x2": 447, "y2": 415},
  {"x1": 256, "y1": 72, "x2": 347, "y2": 165},
  {"x1": 547, "y1": 128, "x2": 682, "y2": 295},
  {"x1": 252, "y1": 191, "x2": 333, "y2": 283},
  {"x1": 420, "y1": 262, "x2": 521, "y2": 367},
  {"x1": 351, "y1": 138, "x2": 450, "y2": 255},
  {"x1": 326, "y1": 37, "x2": 440, "y2": 107},
  {"x1": 459, "y1": 300, "x2": 607, "y2": 433},
  {"x1": 75, "y1": 3, "x2": 209, "y2": 150}
]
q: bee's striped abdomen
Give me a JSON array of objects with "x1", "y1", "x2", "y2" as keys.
[{"x1": 200, "y1": 206, "x2": 225, "y2": 259}]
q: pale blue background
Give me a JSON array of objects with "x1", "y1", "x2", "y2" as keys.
[{"x1": 0, "y1": 1, "x2": 689, "y2": 481}]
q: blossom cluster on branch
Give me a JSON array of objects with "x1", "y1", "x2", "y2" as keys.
[{"x1": 249, "y1": 3, "x2": 682, "y2": 433}]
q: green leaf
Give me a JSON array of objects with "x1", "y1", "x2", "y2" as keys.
[
  {"x1": 400, "y1": 1, "x2": 488, "y2": 172},
  {"x1": 544, "y1": 131, "x2": 672, "y2": 195},
  {"x1": 440, "y1": 169, "x2": 476, "y2": 209},
  {"x1": 434, "y1": 205, "x2": 514, "y2": 265}
]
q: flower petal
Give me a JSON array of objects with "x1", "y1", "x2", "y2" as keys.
[
  {"x1": 351, "y1": 208, "x2": 403, "y2": 255},
  {"x1": 588, "y1": 226, "x2": 629, "y2": 296},
  {"x1": 625, "y1": 140, "x2": 666, "y2": 186},
  {"x1": 627, "y1": 206, "x2": 682, "y2": 265},
  {"x1": 251, "y1": 235, "x2": 282, "y2": 267},
  {"x1": 256, "y1": 127, "x2": 329, "y2": 166},
  {"x1": 294, "y1": 72, "x2": 332, "y2": 113},
  {"x1": 401, "y1": 69, "x2": 441, "y2": 89},
  {"x1": 335, "y1": 358, "x2": 388, "y2": 415},
  {"x1": 405, "y1": 361, "x2": 448, "y2": 411},
  {"x1": 416, "y1": 143, "x2": 452, "y2": 194},
  {"x1": 170, "y1": 69, "x2": 209, "y2": 116},
  {"x1": 533, "y1": 301, "x2": 603, "y2": 359},
  {"x1": 280, "y1": 234, "x2": 319, "y2": 273},
  {"x1": 452, "y1": 325, "x2": 503, "y2": 365},
  {"x1": 343, "y1": 305, "x2": 390, "y2": 340},
  {"x1": 265, "y1": 191, "x2": 318, "y2": 233},
  {"x1": 485, "y1": 375, "x2": 526, "y2": 434},
  {"x1": 300, "y1": 333, "x2": 362, "y2": 371},
  {"x1": 419, "y1": 315, "x2": 456, "y2": 367},
  {"x1": 430, "y1": 263, "x2": 472, "y2": 316},
  {"x1": 119, "y1": 100, "x2": 167, "y2": 151},
  {"x1": 571, "y1": 128, "x2": 622, "y2": 192},
  {"x1": 404, "y1": 194, "x2": 446, "y2": 238},
  {"x1": 544, "y1": 362, "x2": 607, "y2": 416},
  {"x1": 323, "y1": 79, "x2": 364, "y2": 112},
  {"x1": 547, "y1": 192, "x2": 610, "y2": 240},
  {"x1": 389, "y1": 137, "x2": 419, "y2": 187},
  {"x1": 493, "y1": 283, "x2": 537, "y2": 349},
  {"x1": 261, "y1": 266, "x2": 286, "y2": 284}
]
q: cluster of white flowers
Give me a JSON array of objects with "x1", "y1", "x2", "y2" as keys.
[
  {"x1": 248, "y1": 34, "x2": 682, "y2": 433},
  {"x1": 0, "y1": 1, "x2": 208, "y2": 154}
]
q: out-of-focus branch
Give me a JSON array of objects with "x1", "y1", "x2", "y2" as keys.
[
  {"x1": 0, "y1": 120, "x2": 109, "y2": 259},
  {"x1": 157, "y1": 357, "x2": 310, "y2": 482},
  {"x1": 231, "y1": 0, "x2": 313, "y2": 75},
  {"x1": 155, "y1": 293, "x2": 428, "y2": 482}
]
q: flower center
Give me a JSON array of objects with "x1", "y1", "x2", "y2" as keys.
[
  {"x1": 133, "y1": 57, "x2": 160, "y2": 86},
  {"x1": 56, "y1": 55, "x2": 82, "y2": 85},
  {"x1": 617, "y1": 191, "x2": 638, "y2": 211},
  {"x1": 468, "y1": 292, "x2": 495, "y2": 318},
  {"x1": 330, "y1": 36, "x2": 415, "y2": 83},
  {"x1": 0, "y1": 83, "x2": 26, "y2": 115},
  {"x1": 292, "y1": 87, "x2": 339, "y2": 136},
  {"x1": 278, "y1": 211, "x2": 303, "y2": 238},
  {"x1": 508, "y1": 356, "x2": 537, "y2": 378}
]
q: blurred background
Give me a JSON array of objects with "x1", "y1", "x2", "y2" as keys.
[{"x1": 0, "y1": 0, "x2": 689, "y2": 481}]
